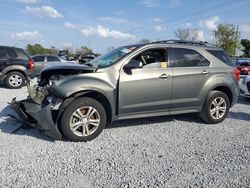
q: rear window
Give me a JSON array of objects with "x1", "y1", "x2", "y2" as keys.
[{"x1": 207, "y1": 50, "x2": 233, "y2": 66}]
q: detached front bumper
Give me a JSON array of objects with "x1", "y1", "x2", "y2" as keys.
[{"x1": 10, "y1": 82, "x2": 63, "y2": 140}]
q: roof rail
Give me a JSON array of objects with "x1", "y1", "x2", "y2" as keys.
[{"x1": 152, "y1": 39, "x2": 214, "y2": 47}]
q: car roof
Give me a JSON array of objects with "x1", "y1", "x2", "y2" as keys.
[
  {"x1": 140, "y1": 40, "x2": 221, "y2": 50},
  {"x1": 0, "y1": 45, "x2": 25, "y2": 51},
  {"x1": 32, "y1": 54, "x2": 60, "y2": 57}
]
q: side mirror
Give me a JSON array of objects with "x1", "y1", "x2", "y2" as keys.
[{"x1": 123, "y1": 60, "x2": 143, "y2": 70}]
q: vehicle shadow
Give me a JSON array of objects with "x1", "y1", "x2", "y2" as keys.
[
  {"x1": 229, "y1": 112, "x2": 250, "y2": 121},
  {"x1": 237, "y1": 96, "x2": 250, "y2": 105},
  {"x1": 0, "y1": 105, "x2": 54, "y2": 142}
]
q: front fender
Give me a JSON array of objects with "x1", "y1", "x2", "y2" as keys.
[{"x1": 50, "y1": 75, "x2": 117, "y2": 114}]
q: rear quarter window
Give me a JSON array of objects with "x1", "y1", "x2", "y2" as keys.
[
  {"x1": 15, "y1": 49, "x2": 29, "y2": 60},
  {"x1": 207, "y1": 50, "x2": 233, "y2": 66}
]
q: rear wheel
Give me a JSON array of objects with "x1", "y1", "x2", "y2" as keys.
[
  {"x1": 5, "y1": 71, "x2": 25, "y2": 89},
  {"x1": 60, "y1": 97, "x2": 106, "y2": 142},
  {"x1": 200, "y1": 91, "x2": 230, "y2": 124}
]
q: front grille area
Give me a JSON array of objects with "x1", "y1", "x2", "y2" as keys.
[{"x1": 247, "y1": 82, "x2": 250, "y2": 93}]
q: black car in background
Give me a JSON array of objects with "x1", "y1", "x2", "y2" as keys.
[{"x1": 0, "y1": 46, "x2": 35, "y2": 88}]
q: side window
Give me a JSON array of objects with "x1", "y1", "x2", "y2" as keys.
[
  {"x1": 15, "y1": 49, "x2": 29, "y2": 60},
  {"x1": 0, "y1": 48, "x2": 8, "y2": 59},
  {"x1": 170, "y1": 48, "x2": 210, "y2": 67},
  {"x1": 8, "y1": 49, "x2": 17, "y2": 59},
  {"x1": 132, "y1": 48, "x2": 168, "y2": 69},
  {"x1": 33, "y1": 56, "x2": 45, "y2": 62},
  {"x1": 47, "y1": 56, "x2": 59, "y2": 62}
]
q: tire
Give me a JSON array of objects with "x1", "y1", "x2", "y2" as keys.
[
  {"x1": 60, "y1": 97, "x2": 107, "y2": 142},
  {"x1": 200, "y1": 91, "x2": 230, "y2": 124},
  {"x1": 5, "y1": 71, "x2": 25, "y2": 89}
]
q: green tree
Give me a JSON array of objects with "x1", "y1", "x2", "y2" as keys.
[
  {"x1": 81, "y1": 46, "x2": 92, "y2": 54},
  {"x1": 241, "y1": 39, "x2": 250, "y2": 57},
  {"x1": 26, "y1": 44, "x2": 57, "y2": 55},
  {"x1": 214, "y1": 24, "x2": 240, "y2": 56}
]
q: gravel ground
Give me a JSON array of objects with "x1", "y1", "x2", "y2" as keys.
[{"x1": 0, "y1": 84, "x2": 249, "y2": 188}]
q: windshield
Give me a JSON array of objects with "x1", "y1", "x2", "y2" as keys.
[{"x1": 90, "y1": 45, "x2": 140, "y2": 68}]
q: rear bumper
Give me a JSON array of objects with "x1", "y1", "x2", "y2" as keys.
[{"x1": 11, "y1": 98, "x2": 62, "y2": 140}]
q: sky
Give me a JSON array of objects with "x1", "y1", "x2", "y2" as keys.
[{"x1": 0, "y1": 0, "x2": 250, "y2": 53}]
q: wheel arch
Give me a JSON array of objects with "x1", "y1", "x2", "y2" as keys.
[{"x1": 58, "y1": 90, "x2": 114, "y2": 126}]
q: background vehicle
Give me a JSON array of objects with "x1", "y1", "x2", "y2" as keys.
[
  {"x1": 79, "y1": 53, "x2": 98, "y2": 64},
  {"x1": 0, "y1": 46, "x2": 35, "y2": 89},
  {"x1": 32, "y1": 54, "x2": 75, "y2": 74},
  {"x1": 239, "y1": 75, "x2": 250, "y2": 98},
  {"x1": 12, "y1": 40, "x2": 239, "y2": 142},
  {"x1": 234, "y1": 58, "x2": 250, "y2": 75}
]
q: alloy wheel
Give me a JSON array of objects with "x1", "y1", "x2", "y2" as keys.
[{"x1": 69, "y1": 106, "x2": 101, "y2": 137}]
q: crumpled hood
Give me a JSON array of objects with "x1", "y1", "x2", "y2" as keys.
[
  {"x1": 41, "y1": 62, "x2": 96, "y2": 73},
  {"x1": 39, "y1": 63, "x2": 97, "y2": 86}
]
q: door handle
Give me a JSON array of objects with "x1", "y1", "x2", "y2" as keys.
[
  {"x1": 201, "y1": 70, "x2": 209, "y2": 75},
  {"x1": 159, "y1": 74, "x2": 169, "y2": 79}
]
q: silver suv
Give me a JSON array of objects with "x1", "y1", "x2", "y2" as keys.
[{"x1": 11, "y1": 40, "x2": 240, "y2": 142}]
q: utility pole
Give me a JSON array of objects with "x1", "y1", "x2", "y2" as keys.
[{"x1": 234, "y1": 25, "x2": 239, "y2": 56}]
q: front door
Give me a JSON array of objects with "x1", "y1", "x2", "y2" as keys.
[{"x1": 118, "y1": 48, "x2": 173, "y2": 116}]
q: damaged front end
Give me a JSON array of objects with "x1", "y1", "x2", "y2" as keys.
[
  {"x1": 11, "y1": 80, "x2": 64, "y2": 139},
  {"x1": 10, "y1": 63, "x2": 96, "y2": 139}
]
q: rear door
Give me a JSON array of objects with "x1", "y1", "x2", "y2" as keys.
[{"x1": 169, "y1": 47, "x2": 212, "y2": 112}]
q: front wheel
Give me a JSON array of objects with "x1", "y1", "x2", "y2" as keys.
[
  {"x1": 200, "y1": 91, "x2": 230, "y2": 124},
  {"x1": 60, "y1": 97, "x2": 107, "y2": 142}
]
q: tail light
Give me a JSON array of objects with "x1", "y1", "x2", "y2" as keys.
[
  {"x1": 233, "y1": 68, "x2": 240, "y2": 81},
  {"x1": 29, "y1": 58, "x2": 35, "y2": 71}
]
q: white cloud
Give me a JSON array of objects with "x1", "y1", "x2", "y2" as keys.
[
  {"x1": 154, "y1": 25, "x2": 167, "y2": 32},
  {"x1": 150, "y1": 18, "x2": 163, "y2": 23},
  {"x1": 180, "y1": 22, "x2": 192, "y2": 28},
  {"x1": 99, "y1": 17, "x2": 128, "y2": 25},
  {"x1": 64, "y1": 22, "x2": 76, "y2": 29},
  {"x1": 240, "y1": 22, "x2": 250, "y2": 38},
  {"x1": 196, "y1": 30, "x2": 205, "y2": 41},
  {"x1": 11, "y1": 31, "x2": 42, "y2": 40},
  {"x1": 200, "y1": 16, "x2": 220, "y2": 30},
  {"x1": 80, "y1": 25, "x2": 135, "y2": 40},
  {"x1": 16, "y1": 0, "x2": 40, "y2": 3},
  {"x1": 25, "y1": 6, "x2": 63, "y2": 18}
]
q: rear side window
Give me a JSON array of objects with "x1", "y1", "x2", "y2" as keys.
[
  {"x1": 15, "y1": 49, "x2": 29, "y2": 60},
  {"x1": 170, "y1": 48, "x2": 210, "y2": 67},
  {"x1": 8, "y1": 49, "x2": 17, "y2": 58},
  {"x1": 47, "y1": 56, "x2": 59, "y2": 62},
  {"x1": 0, "y1": 48, "x2": 8, "y2": 59},
  {"x1": 33, "y1": 56, "x2": 45, "y2": 62},
  {"x1": 207, "y1": 50, "x2": 233, "y2": 66}
]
